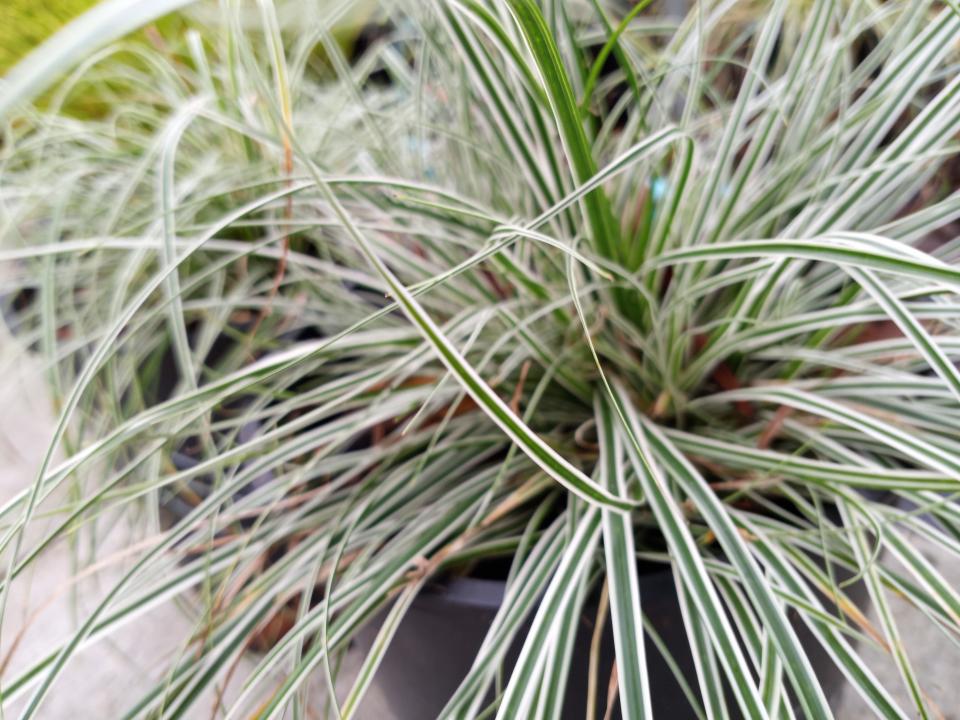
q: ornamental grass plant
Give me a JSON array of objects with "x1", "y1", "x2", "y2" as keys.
[{"x1": 3, "y1": 0, "x2": 960, "y2": 717}]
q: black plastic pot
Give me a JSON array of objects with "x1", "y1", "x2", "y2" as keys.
[
  {"x1": 163, "y1": 417, "x2": 274, "y2": 525},
  {"x1": 356, "y1": 558, "x2": 864, "y2": 719}
]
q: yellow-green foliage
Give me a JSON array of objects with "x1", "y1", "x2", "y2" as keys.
[{"x1": 0, "y1": 0, "x2": 101, "y2": 72}]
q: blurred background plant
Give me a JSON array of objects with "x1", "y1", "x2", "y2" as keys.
[{"x1": 0, "y1": 1, "x2": 99, "y2": 72}]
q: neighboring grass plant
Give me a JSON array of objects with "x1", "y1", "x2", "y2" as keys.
[
  {"x1": 3, "y1": 0, "x2": 960, "y2": 717},
  {"x1": 0, "y1": 0, "x2": 100, "y2": 73}
]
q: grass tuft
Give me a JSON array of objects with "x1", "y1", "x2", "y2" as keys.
[{"x1": 2, "y1": 1, "x2": 960, "y2": 717}]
